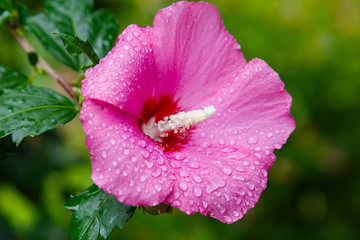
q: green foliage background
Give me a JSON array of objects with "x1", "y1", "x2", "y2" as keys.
[{"x1": 1, "y1": 0, "x2": 359, "y2": 239}]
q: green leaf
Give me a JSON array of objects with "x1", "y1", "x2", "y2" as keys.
[
  {"x1": 0, "y1": 66, "x2": 29, "y2": 89},
  {"x1": 54, "y1": 33, "x2": 99, "y2": 65},
  {"x1": 65, "y1": 185, "x2": 136, "y2": 240},
  {"x1": 0, "y1": 1, "x2": 27, "y2": 27},
  {"x1": 0, "y1": 85, "x2": 78, "y2": 145},
  {"x1": 0, "y1": 10, "x2": 11, "y2": 26},
  {"x1": 0, "y1": 0, "x2": 13, "y2": 10},
  {"x1": 26, "y1": 0, "x2": 118, "y2": 71}
]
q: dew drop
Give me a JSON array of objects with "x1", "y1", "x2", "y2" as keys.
[
  {"x1": 224, "y1": 215, "x2": 232, "y2": 223},
  {"x1": 233, "y1": 211, "x2": 240, "y2": 217},
  {"x1": 154, "y1": 185, "x2": 161, "y2": 191},
  {"x1": 194, "y1": 187, "x2": 202, "y2": 197},
  {"x1": 128, "y1": 179, "x2": 135, "y2": 187},
  {"x1": 101, "y1": 150, "x2": 107, "y2": 158},
  {"x1": 179, "y1": 182, "x2": 188, "y2": 191},
  {"x1": 110, "y1": 139, "x2": 116, "y2": 145},
  {"x1": 193, "y1": 175, "x2": 203, "y2": 183},
  {"x1": 152, "y1": 169, "x2": 161, "y2": 177},
  {"x1": 247, "y1": 136, "x2": 258, "y2": 144},
  {"x1": 180, "y1": 170, "x2": 189, "y2": 177},
  {"x1": 189, "y1": 162, "x2": 200, "y2": 169},
  {"x1": 274, "y1": 142, "x2": 282, "y2": 149},
  {"x1": 174, "y1": 191, "x2": 180, "y2": 199},
  {"x1": 221, "y1": 167, "x2": 232, "y2": 176},
  {"x1": 144, "y1": 160, "x2": 153, "y2": 168},
  {"x1": 229, "y1": 139, "x2": 236, "y2": 145},
  {"x1": 123, "y1": 149, "x2": 130, "y2": 155},
  {"x1": 140, "y1": 175, "x2": 147, "y2": 182},
  {"x1": 218, "y1": 204, "x2": 226, "y2": 213}
]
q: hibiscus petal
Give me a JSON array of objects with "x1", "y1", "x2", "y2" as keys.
[
  {"x1": 80, "y1": 99, "x2": 175, "y2": 206},
  {"x1": 152, "y1": 1, "x2": 247, "y2": 109},
  {"x1": 164, "y1": 145, "x2": 268, "y2": 223},
  {"x1": 81, "y1": 24, "x2": 156, "y2": 118},
  {"x1": 191, "y1": 58, "x2": 295, "y2": 169}
]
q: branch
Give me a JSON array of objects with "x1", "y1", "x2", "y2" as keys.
[{"x1": 7, "y1": 24, "x2": 79, "y2": 104}]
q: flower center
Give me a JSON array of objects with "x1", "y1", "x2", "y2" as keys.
[{"x1": 142, "y1": 106, "x2": 216, "y2": 142}]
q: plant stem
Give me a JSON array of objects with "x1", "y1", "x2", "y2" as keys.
[{"x1": 7, "y1": 24, "x2": 79, "y2": 104}]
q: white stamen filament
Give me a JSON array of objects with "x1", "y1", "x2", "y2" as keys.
[{"x1": 142, "y1": 106, "x2": 216, "y2": 141}]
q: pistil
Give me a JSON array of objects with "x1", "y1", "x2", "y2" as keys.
[{"x1": 142, "y1": 106, "x2": 216, "y2": 142}]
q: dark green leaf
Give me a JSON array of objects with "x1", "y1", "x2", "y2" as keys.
[
  {"x1": 26, "y1": 0, "x2": 118, "y2": 71},
  {"x1": 0, "y1": 1, "x2": 27, "y2": 27},
  {"x1": 27, "y1": 52, "x2": 38, "y2": 66},
  {"x1": 0, "y1": 0, "x2": 13, "y2": 10},
  {"x1": 26, "y1": 13, "x2": 80, "y2": 70},
  {"x1": 65, "y1": 184, "x2": 136, "y2": 240},
  {"x1": 0, "y1": 85, "x2": 78, "y2": 145},
  {"x1": 54, "y1": 33, "x2": 99, "y2": 65},
  {"x1": 0, "y1": 66, "x2": 29, "y2": 89}
]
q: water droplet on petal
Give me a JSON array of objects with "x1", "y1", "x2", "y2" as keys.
[
  {"x1": 189, "y1": 162, "x2": 200, "y2": 169},
  {"x1": 224, "y1": 215, "x2": 232, "y2": 223},
  {"x1": 144, "y1": 160, "x2": 153, "y2": 168},
  {"x1": 218, "y1": 204, "x2": 226, "y2": 213},
  {"x1": 274, "y1": 142, "x2": 282, "y2": 149},
  {"x1": 179, "y1": 182, "x2": 188, "y2": 191},
  {"x1": 221, "y1": 167, "x2": 232, "y2": 176},
  {"x1": 140, "y1": 175, "x2": 147, "y2": 182},
  {"x1": 194, "y1": 187, "x2": 202, "y2": 197},
  {"x1": 179, "y1": 170, "x2": 189, "y2": 177},
  {"x1": 173, "y1": 200, "x2": 181, "y2": 207},
  {"x1": 247, "y1": 136, "x2": 258, "y2": 144},
  {"x1": 101, "y1": 150, "x2": 107, "y2": 158},
  {"x1": 233, "y1": 211, "x2": 240, "y2": 217},
  {"x1": 193, "y1": 175, "x2": 203, "y2": 183}
]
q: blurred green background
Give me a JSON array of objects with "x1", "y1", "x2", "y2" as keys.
[{"x1": 1, "y1": 0, "x2": 360, "y2": 239}]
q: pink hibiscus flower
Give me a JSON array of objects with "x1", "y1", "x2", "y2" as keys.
[{"x1": 80, "y1": 1, "x2": 295, "y2": 223}]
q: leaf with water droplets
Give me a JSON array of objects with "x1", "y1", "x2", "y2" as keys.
[
  {"x1": 0, "y1": 66, "x2": 29, "y2": 89},
  {"x1": 25, "y1": 0, "x2": 118, "y2": 71},
  {"x1": 0, "y1": 85, "x2": 78, "y2": 145},
  {"x1": 65, "y1": 184, "x2": 136, "y2": 240}
]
